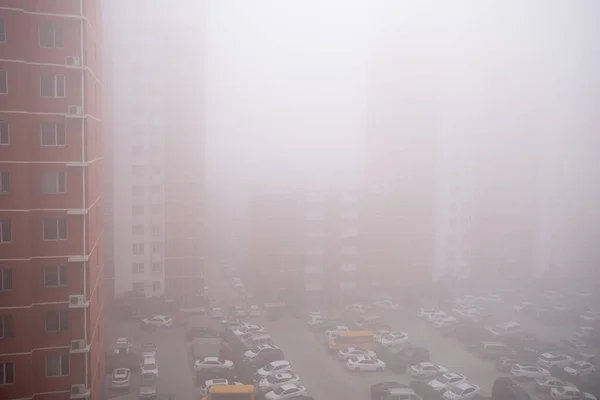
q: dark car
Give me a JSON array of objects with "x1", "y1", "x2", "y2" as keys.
[
  {"x1": 371, "y1": 382, "x2": 409, "y2": 400},
  {"x1": 410, "y1": 380, "x2": 444, "y2": 400},
  {"x1": 185, "y1": 327, "x2": 220, "y2": 341},
  {"x1": 492, "y1": 377, "x2": 531, "y2": 400},
  {"x1": 377, "y1": 345, "x2": 430, "y2": 373}
]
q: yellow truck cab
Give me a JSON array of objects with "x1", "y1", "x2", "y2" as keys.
[
  {"x1": 202, "y1": 384, "x2": 255, "y2": 400},
  {"x1": 328, "y1": 330, "x2": 374, "y2": 352}
]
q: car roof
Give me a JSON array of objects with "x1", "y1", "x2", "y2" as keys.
[
  {"x1": 419, "y1": 362, "x2": 436, "y2": 367},
  {"x1": 455, "y1": 383, "x2": 475, "y2": 390},
  {"x1": 441, "y1": 372, "x2": 463, "y2": 379},
  {"x1": 269, "y1": 360, "x2": 289, "y2": 367},
  {"x1": 204, "y1": 356, "x2": 219, "y2": 362},
  {"x1": 279, "y1": 384, "x2": 302, "y2": 390},
  {"x1": 274, "y1": 373, "x2": 293, "y2": 379},
  {"x1": 114, "y1": 368, "x2": 130, "y2": 374}
]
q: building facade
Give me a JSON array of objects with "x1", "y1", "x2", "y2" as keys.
[
  {"x1": 0, "y1": 1, "x2": 105, "y2": 400},
  {"x1": 247, "y1": 188, "x2": 361, "y2": 304},
  {"x1": 103, "y1": 0, "x2": 205, "y2": 306}
]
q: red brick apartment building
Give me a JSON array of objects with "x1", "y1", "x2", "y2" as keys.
[
  {"x1": 0, "y1": 2, "x2": 105, "y2": 400},
  {"x1": 247, "y1": 188, "x2": 361, "y2": 304}
]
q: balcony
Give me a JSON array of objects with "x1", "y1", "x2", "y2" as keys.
[{"x1": 341, "y1": 263, "x2": 357, "y2": 272}]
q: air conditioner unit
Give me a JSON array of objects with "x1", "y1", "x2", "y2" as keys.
[
  {"x1": 69, "y1": 294, "x2": 87, "y2": 308},
  {"x1": 67, "y1": 105, "x2": 84, "y2": 118},
  {"x1": 70, "y1": 384, "x2": 90, "y2": 399},
  {"x1": 65, "y1": 56, "x2": 81, "y2": 68},
  {"x1": 71, "y1": 339, "x2": 86, "y2": 351}
]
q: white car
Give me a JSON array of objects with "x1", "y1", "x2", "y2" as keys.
[
  {"x1": 345, "y1": 303, "x2": 367, "y2": 314},
  {"x1": 257, "y1": 373, "x2": 300, "y2": 393},
  {"x1": 140, "y1": 343, "x2": 157, "y2": 358},
  {"x1": 478, "y1": 294, "x2": 503, "y2": 303},
  {"x1": 373, "y1": 299, "x2": 400, "y2": 310},
  {"x1": 209, "y1": 307, "x2": 224, "y2": 319},
  {"x1": 338, "y1": 347, "x2": 376, "y2": 361},
  {"x1": 232, "y1": 305, "x2": 247, "y2": 317},
  {"x1": 537, "y1": 352, "x2": 573, "y2": 369},
  {"x1": 564, "y1": 361, "x2": 596, "y2": 377},
  {"x1": 142, "y1": 315, "x2": 173, "y2": 328},
  {"x1": 551, "y1": 386, "x2": 597, "y2": 400},
  {"x1": 513, "y1": 301, "x2": 534, "y2": 312},
  {"x1": 200, "y1": 379, "x2": 243, "y2": 396},
  {"x1": 427, "y1": 311, "x2": 449, "y2": 322},
  {"x1": 409, "y1": 362, "x2": 448, "y2": 379},
  {"x1": 265, "y1": 384, "x2": 308, "y2": 400},
  {"x1": 249, "y1": 305, "x2": 261, "y2": 317},
  {"x1": 113, "y1": 337, "x2": 131, "y2": 355},
  {"x1": 455, "y1": 295, "x2": 478, "y2": 304},
  {"x1": 429, "y1": 373, "x2": 468, "y2": 392},
  {"x1": 418, "y1": 308, "x2": 439, "y2": 319},
  {"x1": 307, "y1": 315, "x2": 326, "y2": 328},
  {"x1": 434, "y1": 316, "x2": 458, "y2": 329},
  {"x1": 140, "y1": 357, "x2": 159, "y2": 376},
  {"x1": 346, "y1": 355, "x2": 386, "y2": 372},
  {"x1": 581, "y1": 311, "x2": 600, "y2": 324},
  {"x1": 380, "y1": 332, "x2": 409, "y2": 347},
  {"x1": 244, "y1": 344, "x2": 280, "y2": 359},
  {"x1": 234, "y1": 324, "x2": 265, "y2": 336},
  {"x1": 373, "y1": 329, "x2": 390, "y2": 342},
  {"x1": 111, "y1": 368, "x2": 131, "y2": 389},
  {"x1": 509, "y1": 364, "x2": 550, "y2": 380},
  {"x1": 254, "y1": 360, "x2": 292, "y2": 381},
  {"x1": 535, "y1": 376, "x2": 570, "y2": 392},
  {"x1": 193, "y1": 357, "x2": 234, "y2": 372},
  {"x1": 575, "y1": 326, "x2": 597, "y2": 338},
  {"x1": 443, "y1": 382, "x2": 481, "y2": 400},
  {"x1": 325, "y1": 326, "x2": 349, "y2": 341}
]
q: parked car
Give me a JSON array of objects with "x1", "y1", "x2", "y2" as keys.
[
  {"x1": 338, "y1": 347, "x2": 376, "y2": 361},
  {"x1": 495, "y1": 358, "x2": 536, "y2": 373},
  {"x1": 113, "y1": 337, "x2": 132, "y2": 355},
  {"x1": 140, "y1": 357, "x2": 159, "y2": 376},
  {"x1": 140, "y1": 343, "x2": 157, "y2": 359},
  {"x1": 478, "y1": 342, "x2": 517, "y2": 359},
  {"x1": 346, "y1": 356, "x2": 386, "y2": 372},
  {"x1": 370, "y1": 382, "x2": 410, "y2": 400},
  {"x1": 510, "y1": 364, "x2": 550, "y2": 380},
  {"x1": 249, "y1": 305, "x2": 262, "y2": 317},
  {"x1": 537, "y1": 352, "x2": 573, "y2": 369},
  {"x1": 575, "y1": 327, "x2": 597, "y2": 339},
  {"x1": 264, "y1": 384, "x2": 308, "y2": 400},
  {"x1": 581, "y1": 311, "x2": 600, "y2": 324},
  {"x1": 193, "y1": 357, "x2": 234, "y2": 372},
  {"x1": 560, "y1": 339, "x2": 597, "y2": 362},
  {"x1": 254, "y1": 360, "x2": 292, "y2": 382},
  {"x1": 209, "y1": 307, "x2": 224, "y2": 319},
  {"x1": 257, "y1": 373, "x2": 301, "y2": 393},
  {"x1": 409, "y1": 362, "x2": 448, "y2": 379},
  {"x1": 142, "y1": 315, "x2": 173, "y2": 328},
  {"x1": 377, "y1": 344, "x2": 430, "y2": 373},
  {"x1": 443, "y1": 382, "x2": 481, "y2": 400},
  {"x1": 564, "y1": 361, "x2": 596, "y2": 378},
  {"x1": 111, "y1": 368, "x2": 131, "y2": 390},
  {"x1": 185, "y1": 326, "x2": 220, "y2": 341},
  {"x1": 517, "y1": 342, "x2": 560, "y2": 362},
  {"x1": 535, "y1": 376, "x2": 570, "y2": 392},
  {"x1": 373, "y1": 299, "x2": 400, "y2": 310},
  {"x1": 550, "y1": 386, "x2": 597, "y2": 400},
  {"x1": 231, "y1": 305, "x2": 247, "y2": 318},
  {"x1": 380, "y1": 332, "x2": 409, "y2": 347},
  {"x1": 428, "y1": 373, "x2": 468, "y2": 392},
  {"x1": 139, "y1": 372, "x2": 158, "y2": 399}
]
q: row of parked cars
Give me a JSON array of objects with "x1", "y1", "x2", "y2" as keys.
[{"x1": 109, "y1": 336, "x2": 161, "y2": 399}]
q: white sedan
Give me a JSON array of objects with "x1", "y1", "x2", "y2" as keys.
[
  {"x1": 257, "y1": 373, "x2": 300, "y2": 393},
  {"x1": 418, "y1": 308, "x2": 438, "y2": 319},
  {"x1": 380, "y1": 332, "x2": 409, "y2": 347},
  {"x1": 409, "y1": 362, "x2": 448, "y2": 379},
  {"x1": 193, "y1": 357, "x2": 234, "y2": 372},
  {"x1": 265, "y1": 384, "x2": 308, "y2": 400},
  {"x1": 427, "y1": 311, "x2": 449, "y2": 322},
  {"x1": 443, "y1": 382, "x2": 482, "y2": 400},
  {"x1": 564, "y1": 361, "x2": 596, "y2": 378},
  {"x1": 142, "y1": 315, "x2": 173, "y2": 328},
  {"x1": 510, "y1": 364, "x2": 550, "y2": 380},
  {"x1": 429, "y1": 373, "x2": 468, "y2": 392},
  {"x1": 338, "y1": 347, "x2": 376, "y2": 361},
  {"x1": 580, "y1": 311, "x2": 600, "y2": 323},
  {"x1": 373, "y1": 299, "x2": 400, "y2": 310},
  {"x1": 455, "y1": 295, "x2": 478, "y2": 304},
  {"x1": 255, "y1": 360, "x2": 292, "y2": 381},
  {"x1": 434, "y1": 316, "x2": 458, "y2": 329},
  {"x1": 346, "y1": 356, "x2": 386, "y2": 372},
  {"x1": 551, "y1": 387, "x2": 598, "y2": 400}
]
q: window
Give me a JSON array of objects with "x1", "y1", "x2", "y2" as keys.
[
  {"x1": 132, "y1": 263, "x2": 144, "y2": 273},
  {"x1": 132, "y1": 224, "x2": 144, "y2": 235},
  {"x1": 152, "y1": 262, "x2": 161, "y2": 273},
  {"x1": 46, "y1": 354, "x2": 69, "y2": 377},
  {"x1": 42, "y1": 171, "x2": 67, "y2": 194},
  {"x1": 41, "y1": 123, "x2": 66, "y2": 146},
  {"x1": 43, "y1": 218, "x2": 67, "y2": 240},
  {"x1": 0, "y1": 16, "x2": 5, "y2": 43},
  {"x1": 0, "y1": 70, "x2": 6, "y2": 94},
  {"x1": 0, "y1": 220, "x2": 11, "y2": 243},
  {"x1": 152, "y1": 281, "x2": 161, "y2": 291},
  {"x1": 40, "y1": 75, "x2": 65, "y2": 98},
  {"x1": 45, "y1": 310, "x2": 68, "y2": 332},
  {"x1": 44, "y1": 265, "x2": 68, "y2": 287},
  {"x1": 132, "y1": 243, "x2": 144, "y2": 255},
  {"x1": 151, "y1": 242, "x2": 162, "y2": 253},
  {"x1": 0, "y1": 172, "x2": 8, "y2": 194},
  {"x1": 0, "y1": 269, "x2": 12, "y2": 291},
  {"x1": 0, "y1": 362, "x2": 15, "y2": 385},
  {"x1": 151, "y1": 185, "x2": 162, "y2": 194},
  {"x1": 151, "y1": 204, "x2": 162, "y2": 214},
  {"x1": 132, "y1": 205, "x2": 144, "y2": 215},
  {"x1": 132, "y1": 282, "x2": 144, "y2": 294},
  {"x1": 132, "y1": 145, "x2": 144, "y2": 155},
  {"x1": 0, "y1": 316, "x2": 13, "y2": 339},
  {"x1": 132, "y1": 165, "x2": 144, "y2": 176},
  {"x1": 151, "y1": 225, "x2": 161, "y2": 236},
  {"x1": 39, "y1": 23, "x2": 63, "y2": 48},
  {"x1": 132, "y1": 186, "x2": 144, "y2": 196},
  {"x1": 0, "y1": 121, "x2": 8, "y2": 145}
]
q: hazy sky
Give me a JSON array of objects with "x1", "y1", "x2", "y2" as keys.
[{"x1": 205, "y1": 0, "x2": 369, "y2": 191}]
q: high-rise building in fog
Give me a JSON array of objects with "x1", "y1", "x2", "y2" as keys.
[
  {"x1": 0, "y1": 2, "x2": 105, "y2": 399},
  {"x1": 103, "y1": 1, "x2": 205, "y2": 305},
  {"x1": 364, "y1": 3, "x2": 440, "y2": 286}
]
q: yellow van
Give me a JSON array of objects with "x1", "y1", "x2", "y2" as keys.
[{"x1": 328, "y1": 330, "x2": 374, "y2": 352}]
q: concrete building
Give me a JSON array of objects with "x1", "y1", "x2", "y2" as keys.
[
  {"x1": 103, "y1": 1, "x2": 205, "y2": 306},
  {"x1": 246, "y1": 187, "x2": 361, "y2": 304},
  {"x1": 0, "y1": 2, "x2": 105, "y2": 400}
]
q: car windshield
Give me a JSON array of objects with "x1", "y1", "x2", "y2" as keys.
[
  {"x1": 267, "y1": 375, "x2": 282, "y2": 383},
  {"x1": 449, "y1": 386, "x2": 465, "y2": 395},
  {"x1": 144, "y1": 363, "x2": 156, "y2": 369},
  {"x1": 273, "y1": 387, "x2": 285, "y2": 395},
  {"x1": 437, "y1": 375, "x2": 451, "y2": 384},
  {"x1": 264, "y1": 364, "x2": 275, "y2": 371}
]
